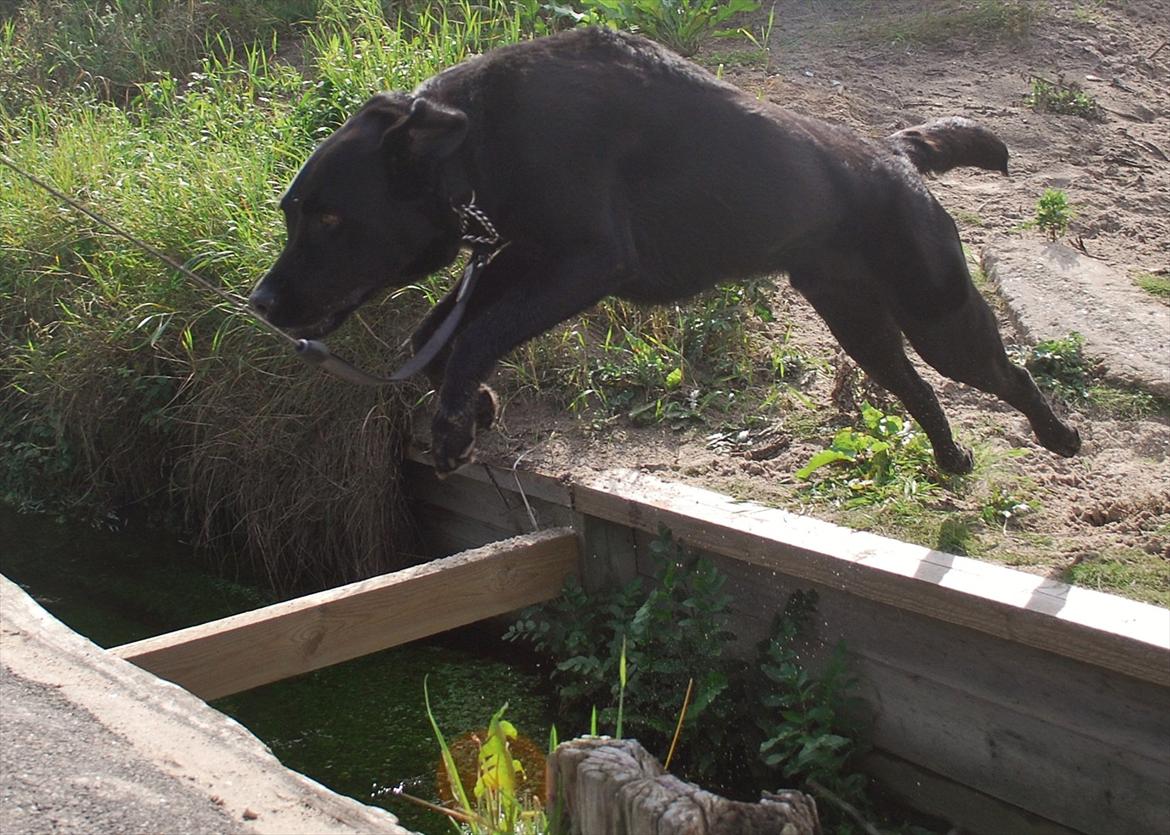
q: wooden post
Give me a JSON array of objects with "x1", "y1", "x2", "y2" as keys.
[
  {"x1": 547, "y1": 738, "x2": 821, "y2": 835},
  {"x1": 112, "y1": 528, "x2": 579, "y2": 700},
  {"x1": 579, "y1": 515, "x2": 640, "y2": 592}
]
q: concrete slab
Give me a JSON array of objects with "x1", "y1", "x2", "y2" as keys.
[
  {"x1": 982, "y1": 239, "x2": 1170, "y2": 398},
  {"x1": 0, "y1": 575, "x2": 416, "y2": 835}
]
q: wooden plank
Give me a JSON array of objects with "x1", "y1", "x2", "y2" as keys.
[
  {"x1": 703, "y1": 553, "x2": 1170, "y2": 765},
  {"x1": 629, "y1": 540, "x2": 1170, "y2": 833},
  {"x1": 861, "y1": 655, "x2": 1170, "y2": 835},
  {"x1": 637, "y1": 544, "x2": 1170, "y2": 833},
  {"x1": 112, "y1": 529, "x2": 579, "y2": 700},
  {"x1": 573, "y1": 469, "x2": 1170, "y2": 687},
  {"x1": 404, "y1": 458, "x2": 576, "y2": 534},
  {"x1": 405, "y1": 445, "x2": 573, "y2": 507},
  {"x1": 864, "y1": 751, "x2": 1081, "y2": 835},
  {"x1": 409, "y1": 501, "x2": 516, "y2": 557},
  {"x1": 579, "y1": 515, "x2": 640, "y2": 591}
]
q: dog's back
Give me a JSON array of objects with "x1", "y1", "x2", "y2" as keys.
[
  {"x1": 419, "y1": 30, "x2": 871, "y2": 293},
  {"x1": 419, "y1": 29, "x2": 1007, "y2": 304}
]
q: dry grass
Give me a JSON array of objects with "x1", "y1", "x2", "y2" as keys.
[{"x1": 179, "y1": 356, "x2": 422, "y2": 592}]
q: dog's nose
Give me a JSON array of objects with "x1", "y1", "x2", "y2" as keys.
[{"x1": 248, "y1": 285, "x2": 276, "y2": 318}]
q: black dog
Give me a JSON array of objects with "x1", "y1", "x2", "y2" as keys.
[{"x1": 250, "y1": 27, "x2": 1080, "y2": 476}]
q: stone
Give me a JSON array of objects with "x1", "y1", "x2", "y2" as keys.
[{"x1": 982, "y1": 238, "x2": 1169, "y2": 398}]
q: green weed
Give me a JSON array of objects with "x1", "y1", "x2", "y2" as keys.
[
  {"x1": 1033, "y1": 188, "x2": 1075, "y2": 241},
  {"x1": 0, "y1": 0, "x2": 530, "y2": 590},
  {"x1": 980, "y1": 485, "x2": 1032, "y2": 532},
  {"x1": 756, "y1": 591, "x2": 867, "y2": 808},
  {"x1": 504, "y1": 528, "x2": 915, "y2": 830},
  {"x1": 1027, "y1": 75, "x2": 1103, "y2": 120},
  {"x1": 509, "y1": 529, "x2": 736, "y2": 776},
  {"x1": 936, "y1": 516, "x2": 976, "y2": 555},
  {"x1": 505, "y1": 527, "x2": 739, "y2": 788},
  {"x1": 951, "y1": 208, "x2": 986, "y2": 229},
  {"x1": 1015, "y1": 332, "x2": 1092, "y2": 399},
  {"x1": 417, "y1": 684, "x2": 551, "y2": 834},
  {"x1": 1010, "y1": 332, "x2": 1167, "y2": 419},
  {"x1": 1086, "y1": 385, "x2": 1161, "y2": 420},
  {"x1": 796, "y1": 402, "x2": 940, "y2": 507},
  {"x1": 0, "y1": 0, "x2": 316, "y2": 108},
  {"x1": 854, "y1": 0, "x2": 1035, "y2": 47},
  {"x1": 507, "y1": 280, "x2": 792, "y2": 428},
  {"x1": 551, "y1": 0, "x2": 759, "y2": 56},
  {"x1": 711, "y1": 3, "x2": 777, "y2": 71},
  {"x1": 1133, "y1": 270, "x2": 1170, "y2": 304},
  {"x1": 1064, "y1": 550, "x2": 1170, "y2": 607}
]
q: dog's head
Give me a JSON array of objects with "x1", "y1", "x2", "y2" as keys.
[{"x1": 249, "y1": 93, "x2": 468, "y2": 339}]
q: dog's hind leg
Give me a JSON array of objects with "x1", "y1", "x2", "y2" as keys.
[
  {"x1": 871, "y1": 196, "x2": 1080, "y2": 460},
  {"x1": 898, "y1": 278, "x2": 1081, "y2": 459},
  {"x1": 793, "y1": 264, "x2": 976, "y2": 474}
]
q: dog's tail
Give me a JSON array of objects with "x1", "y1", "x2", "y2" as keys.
[{"x1": 888, "y1": 117, "x2": 1009, "y2": 176}]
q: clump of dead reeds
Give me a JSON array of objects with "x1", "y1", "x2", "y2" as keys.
[{"x1": 177, "y1": 340, "x2": 423, "y2": 593}]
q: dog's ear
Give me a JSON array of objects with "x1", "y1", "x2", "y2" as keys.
[{"x1": 382, "y1": 97, "x2": 468, "y2": 160}]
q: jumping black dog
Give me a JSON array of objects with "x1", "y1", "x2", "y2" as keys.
[{"x1": 250, "y1": 27, "x2": 1081, "y2": 476}]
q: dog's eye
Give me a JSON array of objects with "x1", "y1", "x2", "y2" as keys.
[{"x1": 319, "y1": 213, "x2": 342, "y2": 229}]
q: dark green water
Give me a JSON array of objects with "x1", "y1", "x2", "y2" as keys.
[{"x1": 0, "y1": 506, "x2": 554, "y2": 834}]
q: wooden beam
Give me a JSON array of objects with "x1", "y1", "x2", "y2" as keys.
[
  {"x1": 572, "y1": 469, "x2": 1170, "y2": 688},
  {"x1": 111, "y1": 528, "x2": 579, "y2": 701}
]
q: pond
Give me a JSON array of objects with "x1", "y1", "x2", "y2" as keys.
[{"x1": 0, "y1": 505, "x2": 555, "y2": 834}]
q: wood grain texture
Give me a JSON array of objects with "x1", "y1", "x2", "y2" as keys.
[
  {"x1": 863, "y1": 752, "x2": 1080, "y2": 835},
  {"x1": 397, "y1": 459, "x2": 1170, "y2": 834},
  {"x1": 547, "y1": 738, "x2": 820, "y2": 835},
  {"x1": 572, "y1": 469, "x2": 1170, "y2": 687},
  {"x1": 112, "y1": 529, "x2": 579, "y2": 700}
]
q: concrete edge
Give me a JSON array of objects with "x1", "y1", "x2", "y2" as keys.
[{"x1": 0, "y1": 574, "x2": 416, "y2": 835}]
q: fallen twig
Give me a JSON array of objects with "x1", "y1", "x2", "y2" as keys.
[{"x1": 807, "y1": 779, "x2": 883, "y2": 835}]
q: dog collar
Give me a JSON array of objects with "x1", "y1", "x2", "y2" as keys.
[
  {"x1": 455, "y1": 193, "x2": 501, "y2": 247},
  {"x1": 386, "y1": 197, "x2": 508, "y2": 381}
]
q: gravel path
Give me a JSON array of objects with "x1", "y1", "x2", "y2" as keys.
[{"x1": 1, "y1": 666, "x2": 245, "y2": 835}]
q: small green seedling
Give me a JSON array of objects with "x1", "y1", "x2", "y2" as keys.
[
  {"x1": 1027, "y1": 76, "x2": 1102, "y2": 120},
  {"x1": 981, "y1": 486, "x2": 1032, "y2": 533},
  {"x1": 1034, "y1": 188, "x2": 1075, "y2": 241}
]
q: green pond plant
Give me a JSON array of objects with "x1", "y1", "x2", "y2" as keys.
[{"x1": 501, "y1": 527, "x2": 922, "y2": 832}]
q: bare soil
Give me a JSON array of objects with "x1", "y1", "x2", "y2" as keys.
[{"x1": 462, "y1": 0, "x2": 1170, "y2": 605}]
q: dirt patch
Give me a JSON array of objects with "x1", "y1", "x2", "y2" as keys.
[{"x1": 442, "y1": 1, "x2": 1170, "y2": 605}]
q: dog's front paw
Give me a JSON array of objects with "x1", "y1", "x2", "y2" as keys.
[
  {"x1": 1041, "y1": 422, "x2": 1081, "y2": 458},
  {"x1": 431, "y1": 408, "x2": 477, "y2": 478},
  {"x1": 936, "y1": 443, "x2": 975, "y2": 475}
]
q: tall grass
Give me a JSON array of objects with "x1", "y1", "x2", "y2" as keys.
[
  {"x1": 0, "y1": 0, "x2": 318, "y2": 110},
  {"x1": 1, "y1": 0, "x2": 529, "y2": 590}
]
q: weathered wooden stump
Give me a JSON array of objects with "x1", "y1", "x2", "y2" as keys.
[{"x1": 547, "y1": 737, "x2": 821, "y2": 835}]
